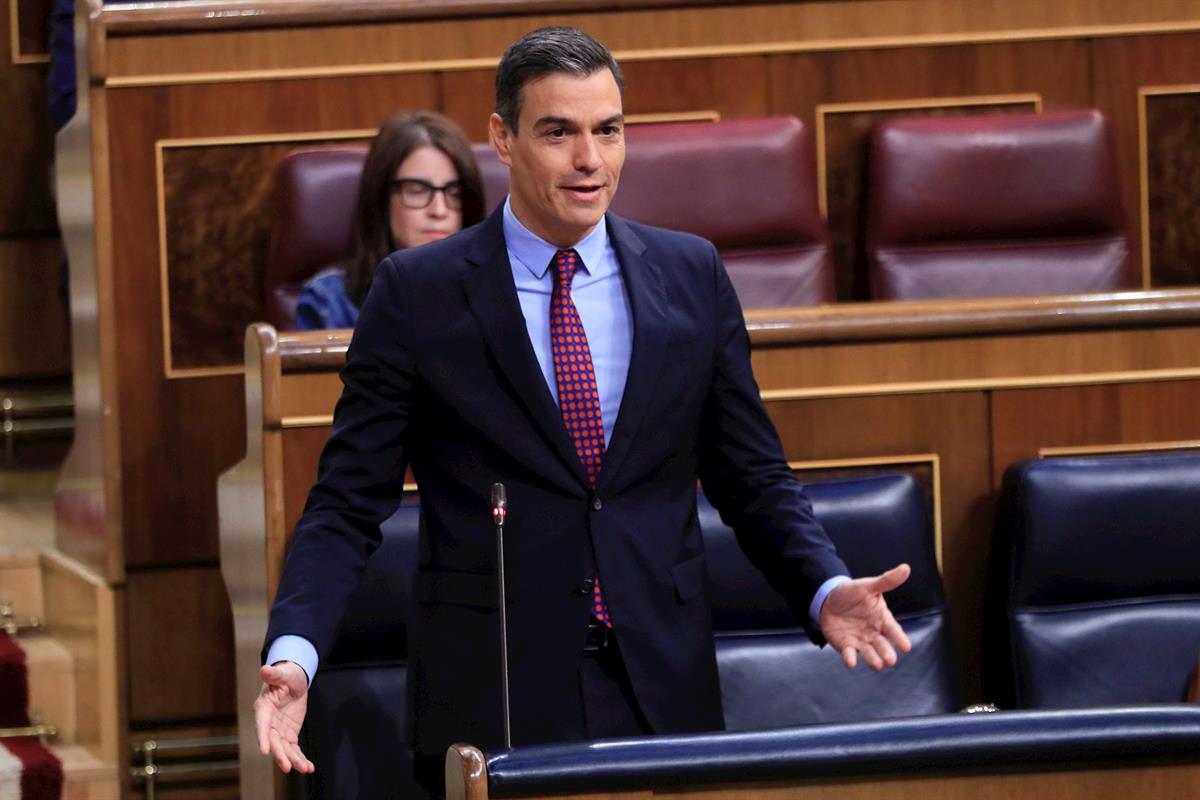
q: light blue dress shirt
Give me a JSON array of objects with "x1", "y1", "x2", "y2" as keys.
[{"x1": 268, "y1": 200, "x2": 846, "y2": 686}]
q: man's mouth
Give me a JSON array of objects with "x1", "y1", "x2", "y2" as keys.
[{"x1": 562, "y1": 184, "x2": 604, "y2": 199}]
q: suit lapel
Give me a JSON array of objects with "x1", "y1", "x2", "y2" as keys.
[
  {"x1": 463, "y1": 209, "x2": 591, "y2": 490},
  {"x1": 599, "y1": 214, "x2": 670, "y2": 493}
]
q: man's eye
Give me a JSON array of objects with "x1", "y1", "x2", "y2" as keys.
[
  {"x1": 599, "y1": 126, "x2": 621, "y2": 136},
  {"x1": 546, "y1": 128, "x2": 566, "y2": 138}
]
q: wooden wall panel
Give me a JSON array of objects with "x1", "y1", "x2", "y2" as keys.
[
  {"x1": 766, "y1": 391, "x2": 993, "y2": 701},
  {"x1": 768, "y1": 39, "x2": 1092, "y2": 299},
  {"x1": 106, "y1": 72, "x2": 437, "y2": 568},
  {"x1": 0, "y1": 236, "x2": 68, "y2": 378},
  {"x1": 0, "y1": 4, "x2": 55, "y2": 234},
  {"x1": 990, "y1": 379, "x2": 1200, "y2": 491},
  {"x1": 1142, "y1": 89, "x2": 1200, "y2": 288},
  {"x1": 160, "y1": 135, "x2": 372, "y2": 372},
  {"x1": 1091, "y1": 32, "x2": 1200, "y2": 288},
  {"x1": 11, "y1": 0, "x2": 52, "y2": 61},
  {"x1": 125, "y1": 566, "x2": 236, "y2": 723}
]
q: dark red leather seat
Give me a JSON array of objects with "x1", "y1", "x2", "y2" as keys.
[
  {"x1": 863, "y1": 110, "x2": 1136, "y2": 301},
  {"x1": 613, "y1": 117, "x2": 834, "y2": 309},
  {"x1": 264, "y1": 117, "x2": 832, "y2": 329}
]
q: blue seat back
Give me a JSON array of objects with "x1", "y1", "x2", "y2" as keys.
[
  {"x1": 702, "y1": 474, "x2": 957, "y2": 728},
  {"x1": 1001, "y1": 453, "x2": 1200, "y2": 709}
]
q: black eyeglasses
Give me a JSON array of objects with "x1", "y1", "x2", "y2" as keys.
[{"x1": 390, "y1": 178, "x2": 464, "y2": 210}]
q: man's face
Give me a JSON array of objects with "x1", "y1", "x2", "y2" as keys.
[{"x1": 490, "y1": 69, "x2": 625, "y2": 248}]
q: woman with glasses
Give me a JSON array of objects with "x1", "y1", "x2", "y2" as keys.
[{"x1": 293, "y1": 111, "x2": 486, "y2": 330}]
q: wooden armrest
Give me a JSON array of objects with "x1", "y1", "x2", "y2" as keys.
[{"x1": 1188, "y1": 657, "x2": 1200, "y2": 704}]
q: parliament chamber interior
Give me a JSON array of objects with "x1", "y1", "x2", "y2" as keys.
[{"x1": 1, "y1": 1, "x2": 1200, "y2": 798}]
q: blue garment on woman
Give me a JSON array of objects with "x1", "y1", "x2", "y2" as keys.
[{"x1": 293, "y1": 268, "x2": 360, "y2": 330}]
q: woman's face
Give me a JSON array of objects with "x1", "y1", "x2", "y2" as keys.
[{"x1": 388, "y1": 145, "x2": 464, "y2": 250}]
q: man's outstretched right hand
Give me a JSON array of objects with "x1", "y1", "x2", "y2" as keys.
[{"x1": 255, "y1": 662, "x2": 315, "y2": 774}]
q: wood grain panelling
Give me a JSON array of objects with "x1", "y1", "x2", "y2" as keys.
[
  {"x1": 125, "y1": 566, "x2": 236, "y2": 723},
  {"x1": 818, "y1": 97, "x2": 1037, "y2": 300},
  {"x1": 440, "y1": 56, "x2": 768, "y2": 144},
  {"x1": 1143, "y1": 90, "x2": 1200, "y2": 288},
  {"x1": 768, "y1": 39, "x2": 1091, "y2": 300},
  {"x1": 0, "y1": 2, "x2": 55, "y2": 233},
  {"x1": 990, "y1": 380, "x2": 1200, "y2": 492},
  {"x1": 766, "y1": 392, "x2": 992, "y2": 700},
  {"x1": 1091, "y1": 32, "x2": 1200, "y2": 288},
  {"x1": 161, "y1": 137, "x2": 370, "y2": 372},
  {"x1": 0, "y1": 236, "x2": 68, "y2": 378},
  {"x1": 107, "y1": 73, "x2": 435, "y2": 567},
  {"x1": 12, "y1": 0, "x2": 52, "y2": 60}
]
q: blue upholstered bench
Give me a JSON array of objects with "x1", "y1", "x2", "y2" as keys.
[{"x1": 296, "y1": 473, "x2": 953, "y2": 798}]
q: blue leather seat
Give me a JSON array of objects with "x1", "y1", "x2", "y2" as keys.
[
  {"x1": 999, "y1": 453, "x2": 1200, "y2": 709},
  {"x1": 705, "y1": 474, "x2": 957, "y2": 728},
  {"x1": 296, "y1": 473, "x2": 955, "y2": 797}
]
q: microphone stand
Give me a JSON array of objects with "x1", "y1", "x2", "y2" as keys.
[{"x1": 491, "y1": 483, "x2": 512, "y2": 748}]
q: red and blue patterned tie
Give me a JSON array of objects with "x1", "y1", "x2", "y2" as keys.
[{"x1": 550, "y1": 249, "x2": 612, "y2": 627}]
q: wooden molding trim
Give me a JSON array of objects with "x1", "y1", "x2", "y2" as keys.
[
  {"x1": 744, "y1": 289, "x2": 1200, "y2": 345},
  {"x1": 1137, "y1": 84, "x2": 1200, "y2": 292},
  {"x1": 1038, "y1": 440, "x2": 1200, "y2": 459},
  {"x1": 815, "y1": 93, "x2": 1042, "y2": 218},
  {"x1": 8, "y1": 0, "x2": 50, "y2": 65},
  {"x1": 759, "y1": 367, "x2": 1200, "y2": 402}
]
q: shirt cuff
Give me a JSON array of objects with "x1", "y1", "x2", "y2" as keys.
[
  {"x1": 809, "y1": 574, "x2": 851, "y2": 627},
  {"x1": 265, "y1": 635, "x2": 319, "y2": 689}
]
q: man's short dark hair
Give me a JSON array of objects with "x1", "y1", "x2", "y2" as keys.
[{"x1": 495, "y1": 26, "x2": 625, "y2": 131}]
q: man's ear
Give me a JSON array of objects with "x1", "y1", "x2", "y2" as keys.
[{"x1": 489, "y1": 113, "x2": 514, "y2": 167}]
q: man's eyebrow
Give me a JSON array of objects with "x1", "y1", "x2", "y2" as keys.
[
  {"x1": 532, "y1": 116, "x2": 575, "y2": 130},
  {"x1": 595, "y1": 114, "x2": 625, "y2": 128}
]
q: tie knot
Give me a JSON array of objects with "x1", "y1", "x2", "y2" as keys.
[{"x1": 552, "y1": 249, "x2": 580, "y2": 286}]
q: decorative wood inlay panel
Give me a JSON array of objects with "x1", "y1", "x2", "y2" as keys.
[
  {"x1": 158, "y1": 132, "x2": 372, "y2": 375},
  {"x1": 817, "y1": 94, "x2": 1040, "y2": 300},
  {"x1": 1141, "y1": 87, "x2": 1200, "y2": 289},
  {"x1": 10, "y1": 0, "x2": 51, "y2": 63}
]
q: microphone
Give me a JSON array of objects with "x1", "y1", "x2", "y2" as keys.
[
  {"x1": 491, "y1": 482, "x2": 512, "y2": 748},
  {"x1": 491, "y1": 482, "x2": 507, "y2": 527}
]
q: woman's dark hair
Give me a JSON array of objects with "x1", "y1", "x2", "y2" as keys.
[{"x1": 344, "y1": 111, "x2": 486, "y2": 306}]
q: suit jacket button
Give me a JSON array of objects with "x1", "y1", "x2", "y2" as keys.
[
  {"x1": 576, "y1": 577, "x2": 596, "y2": 596},
  {"x1": 592, "y1": 497, "x2": 603, "y2": 511}
]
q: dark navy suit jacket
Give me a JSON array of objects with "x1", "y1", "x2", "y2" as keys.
[{"x1": 266, "y1": 205, "x2": 848, "y2": 767}]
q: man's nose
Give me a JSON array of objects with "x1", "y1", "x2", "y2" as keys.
[{"x1": 573, "y1": 134, "x2": 602, "y2": 173}]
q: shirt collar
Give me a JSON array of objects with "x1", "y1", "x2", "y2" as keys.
[{"x1": 502, "y1": 196, "x2": 610, "y2": 280}]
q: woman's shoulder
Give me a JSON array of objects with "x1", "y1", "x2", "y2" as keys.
[{"x1": 294, "y1": 267, "x2": 358, "y2": 330}]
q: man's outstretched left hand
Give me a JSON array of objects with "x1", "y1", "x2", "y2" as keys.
[{"x1": 819, "y1": 563, "x2": 913, "y2": 671}]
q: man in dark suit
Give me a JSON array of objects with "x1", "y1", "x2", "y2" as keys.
[{"x1": 255, "y1": 25, "x2": 912, "y2": 794}]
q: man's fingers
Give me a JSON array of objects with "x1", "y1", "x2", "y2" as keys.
[
  {"x1": 882, "y1": 613, "x2": 912, "y2": 653},
  {"x1": 868, "y1": 563, "x2": 911, "y2": 594},
  {"x1": 874, "y1": 635, "x2": 898, "y2": 667},
  {"x1": 269, "y1": 728, "x2": 293, "y2": 773},
  {"x1": 840, "y1": 646, "x2": 857, "y2": 669},
  {"x1": 859, "y1": 641, "x2": 884, "y2": 671},
  {"x1": 254, "y1": 694, "x2": 274, "y2": 755}
]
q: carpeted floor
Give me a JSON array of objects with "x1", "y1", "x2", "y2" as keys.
[{"x1": 0, "y1": 633, "x2": 63, "y2": 800}]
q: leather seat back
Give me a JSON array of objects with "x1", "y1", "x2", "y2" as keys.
[
  {"x1": 703, "y1": 473, "x2": 957, "y2": 728},
  {"x1": 864, "y1": 110, "x2": 1135, "y2": 301},
  {"x1": 999, "y1": 453, "x2": 1200, "y2": 709}
]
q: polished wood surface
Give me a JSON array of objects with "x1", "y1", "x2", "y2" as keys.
[
  {"x1": 445, "y1": 744, "x2": 1200, "y2": 800},
  {"x1": 41, "y1": 549, "x2": 125, "y2": 764},
  {"x1": 1189, "y1": 658, "x2": 1199, "y2": 703},
  {"x1": 0, "y1": 238, "x2": 69, "y2": 378},
  {"x1": 1143, "y1": 89, "x2": 1200, "y2": 288}
]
